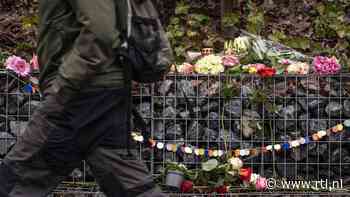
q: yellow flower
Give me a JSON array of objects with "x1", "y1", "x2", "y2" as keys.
[
  {"x1": 336, "y1": 124, "x2": 344, "y2": 132},
  {"x1": 248, "y1": 67, "x2": 258, "y2": 74}
]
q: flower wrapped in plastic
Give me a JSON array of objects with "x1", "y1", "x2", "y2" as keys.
[
  {"x1": 195, "y1": 55, "x2": 224, "y2": 75},
  {"x1": 313, "y1": 56, "x2": 341, "y2": 75},
  {"x1": 286, "y1": 62, "x2": 310, "y2": 75}
]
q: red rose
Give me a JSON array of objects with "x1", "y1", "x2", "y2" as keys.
[
  {"x1": 181, "y1": 180, "x2": 193, "y2": 193},
  {"x1": 239, "y1": 167, "x2": 252, "y2": 182},
  {"x1": 258, "y1": 67, "x2": 276, "y2": 78},
  {"x1": 214, "y1": 185, "x2": 229, "y2": 193}
]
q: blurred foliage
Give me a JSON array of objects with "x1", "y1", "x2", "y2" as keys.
[
  {"x1": 1, "y1": 0, "x2": 349, "y2": 68},
  {"x1": 164, "y1": 0, "x2": 350, "y2": 68}
]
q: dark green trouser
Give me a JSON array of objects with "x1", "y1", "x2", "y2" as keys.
[{"x1": 0, "y1": 87, "x2": 166, "y2": 197}]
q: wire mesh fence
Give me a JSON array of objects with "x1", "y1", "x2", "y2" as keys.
[{"x1": 0, "y1": 70, "x2": 349, "y2": 196}]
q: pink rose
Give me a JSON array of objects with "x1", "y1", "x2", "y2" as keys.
[
  {"x1": 256, "y1": 177, "x2": 267, "y2": 191},
  {"x1": 178, "y1": 63, "x2": 194, "y2": 75},
  {"x1": 5, "y1": 56, "x2": 31, "y2": 77},
  {"x1": 222, "y1": 55, "x2": 240, "y2": 67}
]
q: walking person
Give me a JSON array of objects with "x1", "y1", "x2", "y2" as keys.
[{"x1": 0, "y1": 0, "x2": 170, "y2": 196}]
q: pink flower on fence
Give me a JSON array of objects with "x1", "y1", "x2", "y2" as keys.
[
  {"x1": 30, "y1": 54, "x2": 40, "y2": 70},
  {"x1": 5, "y1": 56, "x2": 31, "y2": 77},
  {"x1": 255, "y1": 177, "x2": 267, "y2": 191},
  {"x1": 178, "y1": 63, "x2": 194, "y2": 74},
  {"x1": 313, "y1": 56, "x2": 341, "y2": 75}
]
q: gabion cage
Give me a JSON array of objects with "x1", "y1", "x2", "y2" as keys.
[{"x1": 0, "y1": 70, "x2": 349, "y2": 196}]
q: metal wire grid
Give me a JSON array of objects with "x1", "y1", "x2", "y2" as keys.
[
  {"x1": 0, "y1": 70, "x2": 349, "y2": 195},
  {"x1": 133, "y1": 73, "x2": 350, "y2": 192}
]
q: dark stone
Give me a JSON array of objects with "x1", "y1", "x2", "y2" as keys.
[
  {"x1": 0, "y1": 132, "x2": 15, "y2": 156},
  {"x1": 276, "y1": 105, "x2": 298, "y2": 131},
  {"x1": 309, "y1": 144, "x2": 328, "y2": 157},
  {"x1": 297, "y1": 96, "x2": 326, "y2": 112},
  {"x1": 159, "y1": 80, "x2": 173, "y2": 95},
  {"x1": 187, "y1": 121, "x2": 203, "y2": 140},
  {"x1": 162, "y1": 106, "x2": 176, "y2": 118},
  {"x1": 201, "y1": 101, "x2": 219, "y2": 112},
  {"x1": 20, "y1": 101, "x2": 41, "y2": 116},
  {"x1": 166, "y1": 124, "x2": 183, "y2": 140},
  {"x1": 330, "y1": 148, "x2": 349, "y2": 163},
  {"x1": 299, "y1": 115, "x2": 328, "y2": 134},
  {"x1": 241, "y1": 85, "x2": 253, "y2": 98},
  {"x1": 206, "y1": 112, "x2": 220, "y2": 130},
  {"x1": 179, "y1": 110, "x2": 190, "y2": 119},
  {"x1": 137, "y1": 103, "x2": 151, "y2": 124},
  {"x1": 241, "y1": 110, "x2": 260, "y2": 138},
  {"x1": 325, "y1": 102, "x2": 342, "y2": 118},
  {"x1": 201, "y1": 128, "x2": 218, "y2": 141},
  {"x1": 8, "y1": 100, "x2": 19, "y2": 115},
  {"x1": 199, "y1": 81, "x2": 220, "y2": 97},
  {"x1": 0, "y1": 95, "x2": 5, "y2": 107},
  {"x1": 290, "y1": 148, "x2": 306, "y2": 161},
  {"x1": 223, "y1": 100, "x2": 241, "y2": 118},
  {"x1": 10, "y1": 121, "x2": 28, "y2": 137},
  {"x1": 343, "y1": 100, "x2": 350, "y2": 118},
  {"x1": 176, "y1": 80, "x2": 195, "y2": 97},
  {"x1": 153, "y1": 121, "x2": 165, "y2": 140}
]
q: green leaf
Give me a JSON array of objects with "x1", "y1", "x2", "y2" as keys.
[
  {"x1": 222, "y1": 12, "x2": 240, "y2": 27},
  {"x1": 175, "y1": 1, "x2": 190, "y2": 15},
  {"x1": 202, "y1": 159, "x2": 219, "y2": 172}
]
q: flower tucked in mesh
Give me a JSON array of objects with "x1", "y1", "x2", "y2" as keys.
[
  {"x1": 5, "y1": 56, "x2": 31, "y2": 77},
  {"x1": 313, "y1": 56, "x2": 341, "y2": 75}
]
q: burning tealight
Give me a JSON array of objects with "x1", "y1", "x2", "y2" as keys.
[
  {"x1": 213, "y1": 150, "x2": 218, "y2": 157},
  {"x1": 290, "y1": 140, "x2": 300, "y2": 148},
  {"x1": 266, "y1": 145, "x2": 273, "y2": 151},
  {"x1": 218, "y1": 150, "x2": 224, "y2": 157},
  {"x1": 299, "y1": 137, "x2": 306, "y2": 145},
  {"x1": 194, "y1": 149, "x2": 200, "y2": 156},
  {"x1": 156, "y1": 142, "x2": 164, "y2": 149},
  {"x1": 336, "y1": 124, "x2": 344, "y2": 132},
  {"x1": 184, "y1": 147, "x2": 193, "y2": 154},
  {"x1": 274, "y1": 144, "x2": 281, "y2": 151},
  {"x1": 317, "y1": 130, "x2": 327, "y2": 138},
  {"x1": 166, "y1": 144, "x2": 173, "y2": 151}
]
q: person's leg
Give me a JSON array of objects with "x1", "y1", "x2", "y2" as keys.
[
  {"x1": 0, "y1": 93, "x2": 77, "y2": 197},
  {"x1": 86, "y1": 147, "x2": 167, "y2": 197}
]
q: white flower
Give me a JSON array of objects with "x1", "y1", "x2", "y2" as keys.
[
  {"x1": 195, "y1": 55, "x2": 224, "y2": 75},
  {"x1": 250, "y1": 173, "x2": 260, "y2": 184},
  {"x1": 286, "y1": 62, "x2": 309, "y2": 75},
  {"x1": 233, "y1": 36, "x2": 251, "y2": 53},
  {"x1": 228, "y1": 157, "x2": 243, "y2": 170}
]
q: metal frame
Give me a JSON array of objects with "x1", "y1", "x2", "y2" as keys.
[{"x1": 0, "y1": 70, "x2": 349, "y2": 195}]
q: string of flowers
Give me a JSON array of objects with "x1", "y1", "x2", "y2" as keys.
[{"x1": 131, "y1": 120, "x2": 349, "y2": 193}]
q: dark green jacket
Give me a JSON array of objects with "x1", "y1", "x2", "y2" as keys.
[{"x1": 37, "y1": 0, "x2": 127, "y2": 93}]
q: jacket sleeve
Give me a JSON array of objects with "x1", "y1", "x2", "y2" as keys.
[{"x1": 56, "y1": 0, "x2": 120, "y2": 91}]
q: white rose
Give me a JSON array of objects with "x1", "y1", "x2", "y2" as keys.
[{"x1": 229, "y1": 157, "x2": 243, "y2": 170}]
